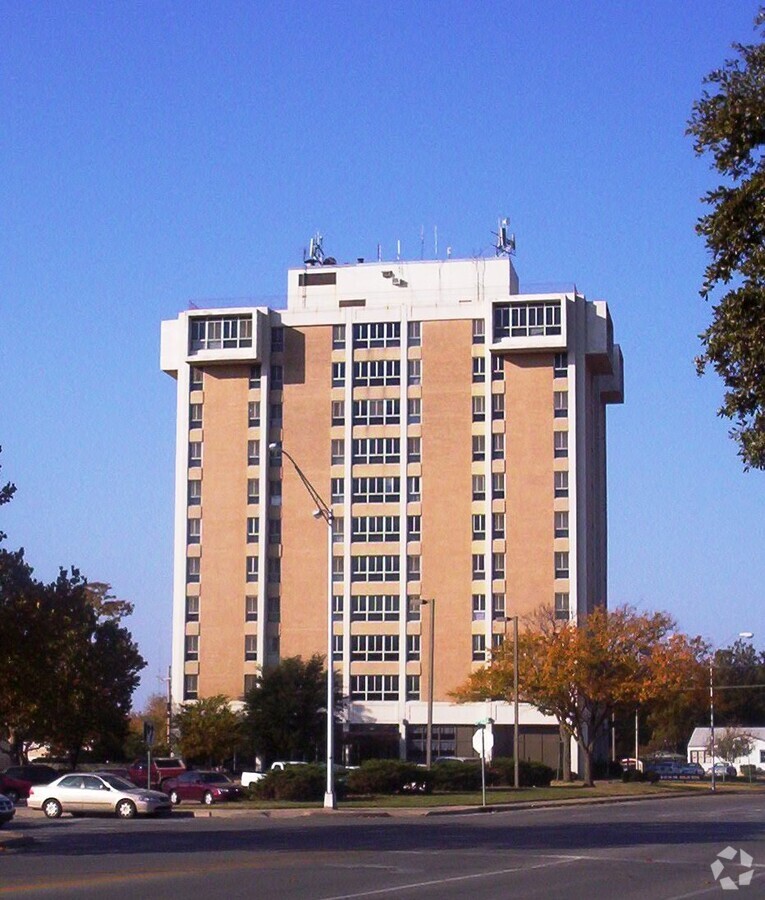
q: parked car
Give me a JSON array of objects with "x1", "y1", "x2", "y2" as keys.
[
  {"x1": 645, "y1": 760, "x2": 703, "y2": 780},
  {"x1": 0, "y1": 793, "x2": 15, "y2": 827},
  {"x1": 27, "y1": 773, "x2": 171, "y2": 819},
  {"x1": 127, "y1": 757, "x2": 186, "y2": 791},
  {"x1": 0, "y1": 765, "x2": 59, "y2": 804},
  {"x1": 707, "y1": 762, "x2": 737, "y2": 778},
  {"x1": 241, "y1": 761, "x2": 308, "y2": 787},
  {"x1": 163, "y1": 770, "x2": 244, "y2": 805}
]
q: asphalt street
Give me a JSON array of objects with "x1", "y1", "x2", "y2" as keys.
[{"x1": 1, "y1": 793, "x2": 764, "y2": 899}]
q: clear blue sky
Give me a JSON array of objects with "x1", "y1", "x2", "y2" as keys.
[{"x1": 2, "y1": 2, "x2": 763, "y2": 709}]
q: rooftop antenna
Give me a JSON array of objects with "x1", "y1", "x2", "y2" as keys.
[
  {"x1": 494, "y1": 217, "x2": 516, "y2": 256},
  {"x1": 377, "y1": 242, "x2": 382, "y2": 262},
  {"x1": 396, "y1": 239, "x2": 401, "y2": 261},
  {"x1": 304, "y1": 232, "x2": 325, "y2": 266}
]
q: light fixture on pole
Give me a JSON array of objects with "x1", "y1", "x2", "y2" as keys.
[
  {"x1": 421, "y1": 599, "x2": 435, "y2": 769},
  {"x1": 268, "y1": 442, "x2": 336, "y2": 809},
  {"x1": 710, "y1": 630, "x2": 753, "y2": 794}
]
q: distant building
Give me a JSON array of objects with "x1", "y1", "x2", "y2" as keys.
[
  {"x1": 160, "y1": 244, "x2": 623, "y2": 764},
  {"x1": 688, "y1": 726, "x2": 765, "y2": 773}
]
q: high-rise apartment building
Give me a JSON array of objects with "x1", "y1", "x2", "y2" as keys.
[{"x1": 160, "y1": 248, "x2": 623, "y2": 764}]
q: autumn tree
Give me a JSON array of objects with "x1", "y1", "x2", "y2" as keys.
[
  {"x1": 175, "y1": 695, "x2": 244, "y2": 766},
  {"x1": 453, "y1": 605, "x2": 707, "y2": 785},
  {"x1": 688, "y1": 9, "x2": 765, "y2": 468},
  {"x1": 126, "y1": 693, "x2": 171, "y2": 759}
]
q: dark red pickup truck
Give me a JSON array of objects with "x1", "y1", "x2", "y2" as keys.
[{"x1": 127, "y1": 757, "x2": 186, "y2": 790}]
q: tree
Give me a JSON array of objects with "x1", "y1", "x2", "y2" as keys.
[
  {"x1": 452, "y1": 605, "x2": 707, "y2": 785},
  {"x1": 0, "y1": 446, "x2": 16, "y2": 542},
  {"x1": 243, "y1": 655, "x2": 331, "y2": 765},
  {"x1": 709, "y1": 727, "x2": 754, "y2": 770},
  {"x1": 688, "y1": 10, "x2": 765, "y2": 469},
  {"x1": 126, "y1": 693, "x2": 170, "y2": 759},
  {"x1": 175, "y1": 695, "x2": 244, "y2": 766},
  {"x1": 713, "y1": 639, "x2": 765, "y2": 726}
]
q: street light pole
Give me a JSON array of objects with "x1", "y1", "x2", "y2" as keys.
[
  {"x1": 512, "y1": 615, "x2": 519, "y2": 790},
  {"x1": 709, "y1": 659, "x2": 716, "y2": 793},
  {"x1": 422, "y1": 599, "x2": 435, "y2": 769},
  {"x1": 269, "y1": 442, "x2": 336, "y2": 809}
]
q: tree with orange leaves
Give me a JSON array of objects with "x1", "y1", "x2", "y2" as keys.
[{"x1": 452, "y1": 605, "x2": 708, "y2": 785}]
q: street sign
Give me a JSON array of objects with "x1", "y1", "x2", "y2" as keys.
[
  {"x1": 473, "y1": 726, "x2": 494, "y2": 758},
  {"x1": 143, "y1": 720, "x2": 155, "y2": 747}
]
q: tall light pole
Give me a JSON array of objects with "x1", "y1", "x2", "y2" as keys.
[
  {"x1": 422, "y1": 599, "x2": 435, "y2": 768},
  {"x1": 269, "y1": 442, "x2": 336, "y2": 809},
  {"x1": 710, "y1": 630, "x2": 753, "y2": 793}
]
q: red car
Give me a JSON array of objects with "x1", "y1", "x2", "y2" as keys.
[
  {"x1": 0, "y1": 765, "x2": 59, "y2": 804},
  {"x1": 163, "y1": 770, "x2": 243, "y2": 805},
  {"x1": 127, "y1": 758, "x2": 186, "y2": 791}
]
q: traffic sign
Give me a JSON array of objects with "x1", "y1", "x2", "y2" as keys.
[
  {"x1": 473, "y1": 726, "x2": 494, "y2": 758},
  {"x1": 143, "y1": 720, "x2": 155, "y2": 747}
]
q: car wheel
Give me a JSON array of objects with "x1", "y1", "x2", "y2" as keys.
[
  {"x1": 43, "y1": 799, "x2": 63, "y2": 819},
  {"x1": 203, "y1": 791, "x2": 214, "y2": 806},
  {"x1": 116, "y1": 799, "x2": 137, "y2": 819},
  {"x1": 5, "y1": 789, "x2": 19, "y2": 805},
  {"x1": 169, "y1": 791, "x2": 180, "y2": 805}
]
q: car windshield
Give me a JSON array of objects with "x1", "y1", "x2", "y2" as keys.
[
  {"x1": 99, "y1": 775, "x2": 138, "y2": 791},
  {"x1": 201, "y1": 773, "x2": 231, "y2": 784}
]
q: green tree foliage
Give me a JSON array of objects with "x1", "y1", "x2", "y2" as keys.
[
  {"x1": 126, "y1": 693, "x2": 171, "y2": 759},
  {"x1": 0, "y1": 446, "x2": 16, "y2": 542},
  {"x1": 243, "y1": 655, "x2": 330, "y2": 764},
  {"x1": 175, "y1": 695, "x2": 244, "y2": 766},
  {"x1": 710, "y1": 726, "x2": 755, "y2": 766},
  {"x1": 713, "y1": 639, "x2": 765, "y2": 726},
  {"x1": 688, "y1": 10, "x2": 765, "y2": 468}
]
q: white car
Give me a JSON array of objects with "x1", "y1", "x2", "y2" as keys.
[
  {"x1": 240, "y1": 760, "x2": 308, "y2": 787},
  {"x1": 28, "y1": 773, "x2": 172, "y2": 819}
]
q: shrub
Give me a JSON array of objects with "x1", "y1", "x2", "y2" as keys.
[
  {"x1": 252, "y1": 764, "x2": 325, "y2": 801},
  {"x1": 345, "y1": 760, "x2": 433, "y2": 795},
  {"x1": 430, "y1": 760, "x2": 483, "y2": 792},
  {"x1": 740, "y1": 765, "x2": 759, "y2": 780},
  {"x1": 489, "y1": 757, "x2": 554, "y2": 787},
  {"x1": 622, "y1": 768, "x2": 660, "y2": 784}
]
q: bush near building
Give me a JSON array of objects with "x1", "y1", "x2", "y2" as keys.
[
  {"x1": 345, "y1": 760, "x2": 433, "y2": 796},
  {"x1": 250, "y1": 764, "x2": 326, "y2": 802},
  {"x1": 490, "y1": 757, "x2": 555, "y2": 787}
]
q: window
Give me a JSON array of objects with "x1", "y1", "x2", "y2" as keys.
[
  {"x1": 184, "y1": 674, "x2": 198, "y2": 700},
  {"x1": 406, "y1": 675, "x2": 420, "y2": 700},
  {"x1": 472, "y1": 318, "x2": 485, "y2": 344},
  {"x1": 353, "y1": 322, "x2": 400, "y2": 349},
  {"x1": 352, "y1": 438, "x2": 400, "y2": 464},
  {"x1": 554, "y1": 391, "x2": 568, "y2": 418},
  {"x1": 555, "y1": 551, "x2": 569, "y2": 579},
  {"x1": 472, "y1": 554, "x2": 486, "y2": 579},
  {"x1": 269, "y1": 480, "x2": 282, "y2": 506},
  {"x1": 407, "y1": 398, "x2": 421, "y2": 424},
  {"x1": 472, "y1": 435, "x2": 486, "y2": 462},
  {"x1": 331, "y1": 439, "x2": 345, "y2": 465},
  {"x1": 247, "y1": 478, "x2": 259, "y2": 504},
  {"x1": 189, "y1": 403, "x2": 203, "y2": 428},
  {"x1": 407, "y1": 595, "x2": 422, "y2": 620},
  {"x1": 331, "y1": 400, "x2": 345, "y2": 425},
  {"x1": 407, "y1": 634, "x2": 421, "y2": 660},
  {"x1": 185, "y1": 595, "x2": 199, "y2": 622},
  {"x1": 493, "y1": 300, "x2": 561, "y2": 340},
  {"x1": 352, "y1": 398, "x2": 400, "y2": 425},
  {"x1": 332, "y1": 362, "x2": 346, "y2": 387},
  {"x1": 555, "y1": 592, "x2": 570, "y2": 620},
  {"x1": 271, "y1": 326, "x2": 284, "y2": 353},
  {"x1": 270, "y1": 402, "x2": 282, "y2": 425},
  {"x1": 188, "y1": 479, "x2": 201, "y2": 506},
  {"x1": 189, "y1": 315, "x2": 252, "y2": 352},
  {"x1": 332, "y1": 556, "x2": 344, "y2": 583},
  {"x1": 472, "y1": 474, "x2": 486, "y2": 501},
  {"x1": 554, "y1": 352, "x2": 568, "y2": 378},
  {"x1": 472, "y1": 514, "x2": 486, "y2": 541},
  {"x1": 332, "y1": 594, "x2": 343, "y2": 620},
  {"x1": 407, "y1": 358, "x2": 421, "y2": 385},
  {"x1": 271, "y1": 365, "x2": 284, "y2": 390},
  {"x1": 351, "y1": 555, "x2": 400, "y2": 582},
  {"x1": 249, "y1": 364, "x2": 261, "y2": 388},
  {"x1": 554, "y1": 431, "x2": 568, "y2": 458},
  {"x1": 248, "y1": 401, "x2": 260, "y2": 427},
  {"x1": 554, "y1": 471, "x2": 569, "y2": 498},
  {"x1": 555, "y1": 510, "x2": 569, "y2": 539},
  {"x1": 492, "y1": 393, "x2": 505, "y2": 420},
  {"x1": 407, "y1": 475, "x2": 421, "y2": 502},
  {"x1": 408, "y1": 321, "x2": 421, "y2": 346},
  {"x1": 407, "y1": 555, "x2": 421, "y2": 581},
  {"x1": 472, "y1": 395, "x2": 485, "y2": 421},
  {"x1": 492, "y1": 592, "x2": 506, "y2": 618},
  {"x1": 491, "y1": 433, "x2": 505, "y2": 460},
  {"x1": 187, "y1": 518, "x2": 201, "y2": 544},
  {"x1": 268, "y1": 518, "x2": 281, "y2": 544},
  {"x1": 407, "y1": 514, "x2": 421, "y2": 541},
  {"x1": 353, "y1": 359, "x2": 401, "y2": 388},
  {"x1": 187, "y1": 557, "x2": 200, "y2": 583},
  {"x1": 408, "y1": 436, "x2": 421, "y2": 462},
  {"x1": 331, "y1": 516, "x2": 344, "y2": 544},
  {"x1": 247, "y1": 440, "x2": 259, "y2": 466},
  {"x1": 332, "y1": 634, "x2": 343, "y2": 661},
  {"x1": 472, "y1": 593, "x2": 486, "y2": 620},
  {"x1": 492, "y1": 552, "x2": 505, "y2": 580},
  {"x1": 351, "y1": 515, "x2": 400, "y2": 542},
  {"x1": 268, "y1": 596, "x2": 280, "y2": 622},
  {"x1": 245, "y1": 634, "x2": 258, "y2": 661},
  {"x1": 244, "y1": 674, "x2": 258, "y2": 695},
  {"x1": 352, "y1": 476, "x2": 400, "y2": 503},
  {"x1": 190, "y1": 367, "x2": 204, "y2": 391},
  {"x1": 332, "y1": 324, "x2": 346, "y2": 349},
  {"x1": 331, "y1": 478, "x2": 345, "y2": 503},
  {"x1": 492, "y1": 354, "x2": 504, "y2": 381},
  {"x1": 492, "y1": 512, "x2": 505, "y2": 539},
  {"x1": 351, "y1": 674, "x2": 399, "y2": 700},
  {"x1": 188, "y1": 441, "x2": 202, "y2": 467},
  {"x1": 351, "y1": 594, "x2": 399, "y2": 621},
  {"x1": 268, "y1": 557, "x2": 281, "y2": 583},
  {"x1": 492, "y1": 472, "x2": 505, "y2": 499},
  {"x1": 245, "y1": 595, "x2": 258, "y2": 621},
  {"x1": 269, "y1": 444, "x2": 282, "y2": 466},
  {"x1": 472, "y1": 634, "x2": 486, "y2": 661},
  {"x1": 246, "y1": 556, "x2": 259, "y2": 582},
  {"x1": 351, "y1": 635, "x2": 399, "y2": 662},
  {"x1": 472, "y1": 356, "x2": 486, "y2": 383}
]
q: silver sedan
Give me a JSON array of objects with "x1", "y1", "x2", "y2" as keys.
[{"x1": 27, "y1": 773, "x2": 172, "y2": 819}]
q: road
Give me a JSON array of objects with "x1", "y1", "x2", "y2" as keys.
[{"x1": 1, "y1": 793, "x2": 764, "y2": 899}]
